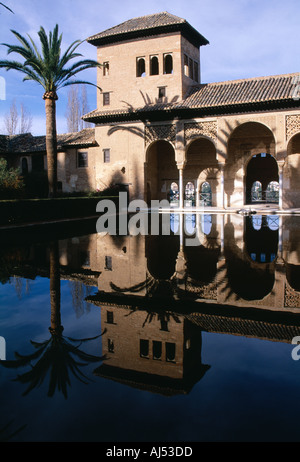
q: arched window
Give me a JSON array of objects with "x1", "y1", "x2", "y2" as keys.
[
  {"x1": 266, "y1": 181, "x2": 279, "y2": 203},
  {"x1": 200, "y1": 182, "x2": 212, "y2": 206},
  {"x1": 164, "y1": 54, "x2": 173, "y2": 74},
  {"x1": 251, "y1": 181, "x2": 262, "y2": 202},
  {"x1": 136, "y1": 57, "x2": 145, "y2": 77},
  {"x1": 21, "y1": 157, "x2": 28, "y2": 175},
  {"x1": 185, "y1": 182, "x2": 195, "y2": 206},
  {"x1": 150, "y1": 56, "x2": 159, "y2": 75},
  {"x1": 169, "y1": 182, "x2": 179, "y2": 204}
]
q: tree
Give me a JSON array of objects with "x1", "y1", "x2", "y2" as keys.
[
  {"x1": 0, "y1": 25, "x2": 101, "y2": 197},
  {"x1": 4, "y1": 99, "x2": 18, "y2": 135},
  {"x1": 65, "y1": 84, "x2": 80, "y2": 132},
  {"x1": 65, "y1": 84, "x2": 91, "y2": 132},
  {"x1": 4, "y1": 100, "x2": 32, "y2": 134},
  {"x1": 19, "y1": 102, "x2": 33, "y2": 133}
]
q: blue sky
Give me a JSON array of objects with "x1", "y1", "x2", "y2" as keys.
[{"x1": 0, "y1": 0, "x2": 299, "y2": 135}]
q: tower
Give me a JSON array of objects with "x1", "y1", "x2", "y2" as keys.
[{"x1": 87, "y1": 12, "x2": 209, "y2": 111}]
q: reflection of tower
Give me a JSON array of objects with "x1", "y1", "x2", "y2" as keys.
[{"x1": 93, "y1": 305, "x2": 210, "y2": 395}]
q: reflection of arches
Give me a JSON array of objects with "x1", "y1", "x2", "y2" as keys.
[
  {"x1": 184, "y1": 245, "x2": 219, "y2": 285},
  {"x1": 246, "y1": 154, "x2": 278, "y2": 204},
  {"x1": 224, "y1": 221, "x2": 275, "y2": 300},
  {"x1": 246, "y1": 216, "x2": 278, "y2": 263},
  {"x1": 146, "y1": 140, "x2": 177, "y2": 203},
  {"x1": 286, "y1": 264, "x2": 300, "y2": 292},
  {"x1": 146, "y1": 235, "x2": 179, "y2": 280}
]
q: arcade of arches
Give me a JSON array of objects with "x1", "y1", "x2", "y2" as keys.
[{"x1": 145, "y1": 120, "x2": 300, "y2": 209}]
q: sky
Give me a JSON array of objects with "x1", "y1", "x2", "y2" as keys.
[{"x1": 0, "y1": 0, "x2": 299, "y2": 135}]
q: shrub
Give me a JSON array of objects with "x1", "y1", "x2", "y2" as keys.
[{"x1": 0, "y1": 158, "x2": 24, "y2": 199}]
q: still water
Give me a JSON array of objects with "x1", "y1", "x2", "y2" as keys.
[{"x1": 1, "y1": 213, "x2": 300, "y2": 442}]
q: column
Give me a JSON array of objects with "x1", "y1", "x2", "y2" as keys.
[
  {"x1": 179, "y1": 167, "x2": 184, "y2": 209},
  {"x1": 278, "y1": 162, "x2": 284, "y2": 210},
  {"x1": 175, "y1": 121, "x2": 186, "y2": 210},
  {"x1": 219, "y1": 163, "x2": 225, "y2": 209}
]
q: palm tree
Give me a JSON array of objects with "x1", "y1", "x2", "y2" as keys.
[
  {"x1": 0, "y1": 2, "x2": 13, "y2": 13},
  {"x1": 0, "y1": 25, "x2": 101, "y2": 196}
]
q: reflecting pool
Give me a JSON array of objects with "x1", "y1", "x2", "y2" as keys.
[{"x1": 1, "y1": 213, "x2": 300, "y2": 442}]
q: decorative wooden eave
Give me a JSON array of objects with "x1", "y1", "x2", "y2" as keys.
[{"x1": 87, "y1": 11, "x2": 209, "y2": 49}]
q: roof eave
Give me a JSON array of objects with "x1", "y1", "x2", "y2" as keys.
[
  {"x1": 87, "y1": 23, "x2": 209, "y2": 48},
  {"x1": 84, "y1": 99, "x2": 300, "y2": 124}
]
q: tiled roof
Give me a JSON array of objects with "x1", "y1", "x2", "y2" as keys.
[
  {"x1": 87, "y1": 12, "x2": 209, "y2": 47},
  {"x1": 83, "y1": 72, "x2": 300, "y2": 123},
  {"x1": 179, "y1": 73, "x2": 300, "y2": 109},
  {"x1": 0, "y1": 128, "x2": 96, "y2": 154}
]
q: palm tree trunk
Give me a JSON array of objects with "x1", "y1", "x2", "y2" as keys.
[{"x1": 44, "y1": 92, "x2": 58, "y2": 198}]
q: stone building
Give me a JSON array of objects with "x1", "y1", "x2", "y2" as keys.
[
  {"x1": 1, "y1": 12, "x2": 300, "y2": 209},
  {"x1": 0, "y1": 128, "x2": 98, "y2": 193},
  {"x1": 82, "y1": 11, "x2": 300, "y2": 210}
]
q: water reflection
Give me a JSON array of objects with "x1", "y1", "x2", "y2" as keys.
[
  {"x1": 0, "y1": 239, "x2": 104, "y2": 399},
  {"x1": 1, "y1": 213, "x2": 300, "y2": 402}
]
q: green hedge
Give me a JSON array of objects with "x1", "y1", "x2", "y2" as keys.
[{"x1": 0, "y1": 196, "x2": 118, "y2": 227}]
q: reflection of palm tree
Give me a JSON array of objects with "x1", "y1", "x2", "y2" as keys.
[
  {"x1": 0, "y1": 241, "x2": 105, "y2": 399},
  {"x1": 0, "y1": 420, "x2": 26, "y2": 442}
]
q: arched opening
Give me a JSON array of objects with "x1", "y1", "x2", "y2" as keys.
[
  {"x1": 164, "y1": 54, "x2": 173, "y2": 74},
  {"x1": 169, "y1": 182, "x2": 179, "y2": 205},
  {"x1": 146, "y1": 140, "x2": 177, "y2": 203},
  {"x1": 227, "y1": 122, "x2": 276, "y2": 207},
  {"x1": 21, "y1": 157, "x2": 28, "y2": 175},
  {"x1": 251, "y1": 181, "x2": 262, "y2": 202},
  {"x1": 184, "y1": 181, "x2": 195, "y2": 206},
  {"x1": 185, "y1": 138, "x2": 217, "y2": 206},
  {"x1": 200, "y1": 181, "x2": 212, "y2": 206},
  {"x1": 266, "y1": 181, "x2": 279, "y2": 203},
  {"x1": 136, "y1": 57, "x2": 145, "y2": 77},
  {"x1": 246, "y1": 153, "x2": 279, "y2": 204},
  {"x1": 150, "y1": 56, "x2": 159, "y2": 75}
]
